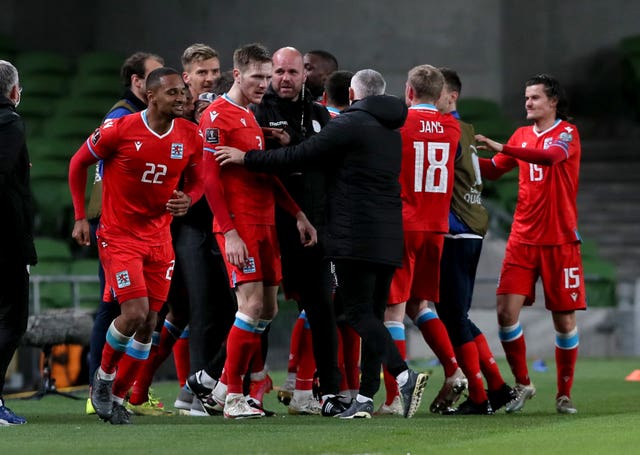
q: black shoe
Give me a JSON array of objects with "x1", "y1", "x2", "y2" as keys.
[
  {"x1": 336, "y1": 400, "x2": 373, "y2": 419},
  {"x1": 399, "y1": 370, "x2": 429, "y2": 418},
  {"x1": 247, "y1": 397, "x2": 276, "y2": 417},
  {"x1": 91, "y1": 370, "x2": 114, "y2": 420},
  {"x1": 321, "y1": 395, "x2": 349, "y2": 417},
  {"x1": 487, "y1": 383, "x2": 517, "y2": 412},
  {"x1": 186, "y1": 371, "x2": 214, "y2": 400},
  {"x1": 443, "y1": 398, "x2": 494, "y2": 415},
  {"x1": 109, "y1": 403, "x2": 132, "y2": 425}
]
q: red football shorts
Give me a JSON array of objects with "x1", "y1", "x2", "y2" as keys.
[
  {"x1": 497, "y1": 239, "x2": 586, "y2": 311},
  {"x1": 388, "y1": 231, "x2": 445, "y2": 304},
  {"x1": 216, "y1": 224, "x2": 282, "y2": 288},
  {"x1": 97, "y1": 233, "x2": 174, "y2": 312}
]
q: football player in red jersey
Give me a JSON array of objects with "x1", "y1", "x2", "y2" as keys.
[
  {"x1": 381, "y1": 65, "x2": 466, "y2": 416},
  {"x1": 477, "y1": 74, "x2": 584, "y2": 415},
  {"x1": 69, "y1": 67, "x2": 204, "y2": 424},
  {"x1": 199, "y1": 43, "x2": 316, "y2": 419}
]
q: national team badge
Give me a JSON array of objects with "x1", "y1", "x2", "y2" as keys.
[
  {"x1": 116, "y1": 270, "x2": 131, "y2": 289},
  {"x1": 170, "y1": 143, "x2": 184, "y2": 159},
  {"x1": 242, "y1": 257, "x2": 256, "y2": 274},
  {"x1": 205, "y1": 128, "x2": 219, "y2": 144},
  {"x1": 543, "y1": 137, "x2": 553, "y2": 149},
  {"x1": 559, "y1": 132, "x2": 573, "y2": 142}
]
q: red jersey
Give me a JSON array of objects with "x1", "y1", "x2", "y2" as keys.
[
  {"x1": 492, "y1": 119, "x2": 581, "y2": 245},
  {"x1": 86, "y1": 111, "x2": 202, "y2": 243},
  {"x1": 399, "y1": 105, "x2": 461, "y2": 232},
  {"x1": 200, "y1": 94, "x2": 296, "y2": 233}
]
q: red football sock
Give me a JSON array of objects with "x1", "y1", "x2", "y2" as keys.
[
  {"x1": 295, "y1": 326, "x2": 316, "y2": 391},
  {"x1": 417, "y1": 317, "x2": 458, "y2": 377},
  {"x1": 382, "y1": 326, "x2": 405, "y2": 404},
  {"x1": 130, "y1": 324, "x2": 181, "y2": 404},
  {"x1": 500, "y1": 334, "x2": 530, "y2": 385},
  {"x1": 340, "y1": 324, "x2": 361, "y2": 391},
  {"x1": 556, "y1": 346, "x2": 578, "y2": 398},
  {"x1": 454, "y1": 342, "x2": 487, "y2": 403},
  {"x1": 288, "y1": 316, "x2": 306, "y2": 374},
  {"x1": 224, "y1": 324, "x2": 260, "y2": 394},
  {"x1": 111, "y1": 339, "x2": 151, "y2": 400},
  {"x1": 474, "y1": 333, "x2": 506, "y2": 391},
  {"x1": 337, "y1": 328, "x2": 348, "y2": 393},
  {"x1": 173, "y1": 333, "x2": 190, "y2": 387}
]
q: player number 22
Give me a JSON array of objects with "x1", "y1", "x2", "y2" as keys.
[
  {"x1": 413, "y1": 141, "x2": 449, "y2": 193},
  {"x1": 141, "y1": 162, "x2": 168, "y2": 184}
]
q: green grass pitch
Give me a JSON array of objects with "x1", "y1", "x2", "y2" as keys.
[{"x1": 3, "y1": 358, "x2": 640, "y2": 454}]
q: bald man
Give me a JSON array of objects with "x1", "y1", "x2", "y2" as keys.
[{"x1": 250, "y1": 47, "x2": 342, "y2": 415}]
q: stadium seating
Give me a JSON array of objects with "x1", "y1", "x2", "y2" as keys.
[
  {"x1": 41, "y1": 115, "x2": 100, "y2": 142},
  {"x1": 70, "y1": 74, "x2": 122, "y2": 98},
  {"x1": 68, "y1": 258, "x2": 100, "y2": 308},
  {"x1": 31, "y1": 237, "x2": 74, "y2": 310},
  {"x1": 583, "y1": 256, "x2": 617, "y2": 307},
  {"x1": 15, "y1": 51, "x2": 71, "y2": 77},
  {"x1": 31, "y1": 176, "x2": 73, "y2": 237},
  {"x1": 20, "y1": 74, "x2": 69, "y2": 98},
  {"x1": 76, "y1": 51, "x2": 125, "y2": 77}
]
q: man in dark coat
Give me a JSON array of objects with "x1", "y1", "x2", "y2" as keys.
[
  {"x1": 215, "y1": 69, "x2": 428, "y2": 419},
  {"x1": 0, "y1": 59, "x2": 37, "y2": 426}
]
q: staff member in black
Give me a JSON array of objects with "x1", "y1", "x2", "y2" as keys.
[{"x1": 0, "y1": 59, "x2": 37, "y2": 426}]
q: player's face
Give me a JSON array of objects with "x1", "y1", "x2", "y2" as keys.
[
  {"x1": 184, "y1": 58, "x2": 221, "y2": 96},
  {"x1": 272, "y1": 52, "x2": 305, "y2": 101},
  {"x1": 525, "y1": 84, "x2": 558, "y2": 123},
  {"x1": 237, "y1": 61, "x2": 272, "y2": 105},
  {"x1": 303, "y1": 53, "x2": 327, "y2": 96},
  {"x1": 436, "y1": 86, "x2": 455, "y2": 114},
  {"x1": 151, "y1": 74, "x2": 188, "y2": 119}
]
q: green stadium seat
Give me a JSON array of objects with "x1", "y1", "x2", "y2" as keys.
[
  {"x1": 34, "y1": 237, "x2": 73, "y2": 261},
  {"x1": 20, "y1": 74, "x2": 68, "y2": 98},
  {"x1": 583, "y1": 257, "x2": 617, "y2": 307},
  {"x1": 473, "y1": 117, "x2": 515, "y2": 143},
  {"x1": 76, "y1": 51, "x2": 125, "y2": 77},
  {"x1": 70, "y1": 74, "x2": 122, "y2": 98},
  {"x1": 458, "y1": 97, "x2": 502, "y2": 122},
  {"x1": 69, "y1": 259, "x2": 100, "y2": 308},
  {"x1": 28, "y1": 137, "x2": 84, "y2": 162},
  {"x1": 580, "y1": 239, "x2": 600, "y2": 259},
  {"x1": 31, "y1": 177, "x2": 73, "y2": 237},
  {"x1": 18, "y1": 96, "x2": 58, "y2": 119},
  {"x1": 41, "y1": 115, "x2": 99, "y2": 142},
  {"x1": 30, "y1": 157, "x2": 69, "y2": 179},
  {"x1": 15, "y1": 51, "x2": 71, "y2": 76},
  {"x1": 31, "y1": 260, "x2": 73, "y2": 310},
  {"x1": 55, "y1": 96, "x2": 113, "y2": 119}
]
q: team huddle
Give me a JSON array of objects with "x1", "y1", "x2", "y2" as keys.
[{"x1": 63, "y1": 41, "x2": 584, "y2": 425}]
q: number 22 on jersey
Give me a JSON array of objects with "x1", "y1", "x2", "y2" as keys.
[{"x1": 413, "y1": 141, "x2": 450, "y2": 193}]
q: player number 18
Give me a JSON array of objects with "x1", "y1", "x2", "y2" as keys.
[{"x1": 413, "y1": 141, "x2": 449, "y2": 193}]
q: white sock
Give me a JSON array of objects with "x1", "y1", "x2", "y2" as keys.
[{"x1": 356, "y1": 394, "x2": 373, "y2": 404}]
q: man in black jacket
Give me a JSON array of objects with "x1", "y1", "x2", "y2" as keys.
[
  {"x1": 215, "y1": 69, "x2": 428, "y2": 419},
  {"x1": 250, "y1": 46, "x2": 339, "y2": 415},
  {"x1": 0, "y1": 60, "x2": 37, "y2": 426}
]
